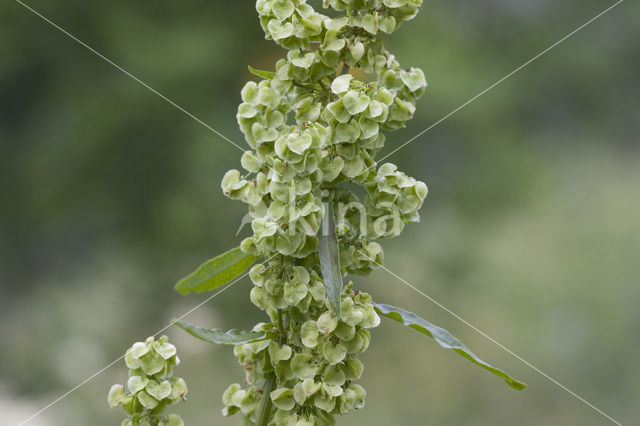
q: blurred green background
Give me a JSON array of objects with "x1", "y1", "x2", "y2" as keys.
[{"x1": 1, "y1": 0, "x2": 638, "y2": 425}]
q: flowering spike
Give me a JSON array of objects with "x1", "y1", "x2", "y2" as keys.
[{"x1": 221, "y1": 0, "x2": 428, "y2": 424}]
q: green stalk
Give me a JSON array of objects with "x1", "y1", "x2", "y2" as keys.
[
  {"x1": 257, "y1": 309, "x2": 279, "y2": 426},
  {"x1": 277, "y1": 308, "x2": 289, "y2": 344},
  {"x1": 256, "y1": 373, "x2": 276, "y2": 426},
  {"x1": 277, "y1": 309, "x2": 284, "y2": 336}
]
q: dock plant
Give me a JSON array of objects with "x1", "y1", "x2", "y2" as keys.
[{"x1": 110, "y1": 1, "x2": 525, "y2": 424}]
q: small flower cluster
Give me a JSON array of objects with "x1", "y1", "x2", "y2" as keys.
[
  {"x1": 324, "y1": 0, "x2": 423, "y2": 35},
  {"x1": 363, "y1": 163, "x2": 428, "y2": 237},
  {"x1": 222, "y1": 0, "x2": 427, "y2": 423},
  {"x1": 257, "y1": 0, "x2": 422, "y2": 51},
  {"x1": 257, "y1": 0, "x2": 324, "y2": 50},
  {"x1": 108, "y1": 336, "x2": 188, "y2": 426},
  {"x1": 223, "y1": 260, "x2": 379, "y2": 424}
]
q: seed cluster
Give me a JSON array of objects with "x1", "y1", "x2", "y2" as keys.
[
  {"x1": 225, "y1": 273, "x2": 378, "y2": 424},
  {"x1": 108, "y1": 336, "x2": 188, "y2": 426},
  {"x1": 221, "y1": 0, "x2": 427, "y2": 424}
]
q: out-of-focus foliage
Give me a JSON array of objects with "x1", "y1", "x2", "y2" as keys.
[{"x1": 0, "y1": 0, "x2": 638, "y2": 425}]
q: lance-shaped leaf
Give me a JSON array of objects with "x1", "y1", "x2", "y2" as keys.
[
  {"x1": 175, "y1": 246, "x2": 259, "y2": 294},
  {"x1": 318, "y1": 203, "x2": 342, "y2": 316},
  {"x1": 174, "y1": 320, "x2": 268, "y2": 345},
  {"x1": 248, "y1": 66, "x2": 275, "y2": 79},
  {"x1": 373, "y1": 303, "x2": 527, "y2": 391}
]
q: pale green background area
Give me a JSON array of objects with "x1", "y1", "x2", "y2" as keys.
[{"x1": 1, "y1": 0, "x2": 638, "y2": 425}]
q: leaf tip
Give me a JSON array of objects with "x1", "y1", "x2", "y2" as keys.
[
  {"x1": 507, "y1": 379, "x2": 527, "y2": 391},
  {"x1": 173, "y1": 281, "x2": 189, "y2": 295}
]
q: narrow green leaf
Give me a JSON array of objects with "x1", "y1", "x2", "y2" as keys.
[
  {"x1": 174, "y1": 320, "x2": 268, "y2": 345},
  {"x1": 318, "y1": 203, "x2": 342, "y2": 316},
  {"x1": 248, "y1": 66, "x2": 275, "y2": 79},
  {"x1": 373, "y1": 302, "x2": 527, "y2": 391},
  {"x1": 174, "y1": 246, "x2": 259, "y2": 294}
]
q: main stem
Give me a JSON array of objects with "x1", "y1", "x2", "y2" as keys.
[
  {"x1": 256, "y1": 308, "x2": 285, "y2": 425},
  {"x1": 256, "y1": 372, "x2": 276, "y2": 425},
  {"x1": 277, "y1": 308, "x2": 285, "y2": 340}
]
